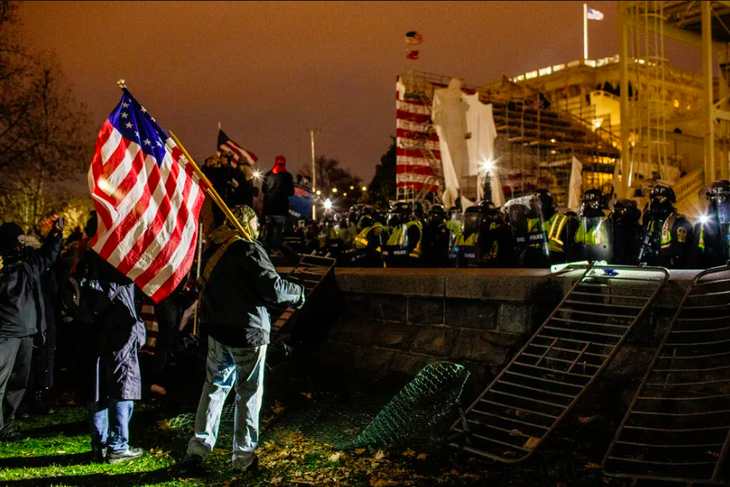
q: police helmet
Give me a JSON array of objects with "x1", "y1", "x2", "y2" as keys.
[
  {"x1": 358, "y1": 214, "x2": 374, "y2": 231},
  {"x1": 534, "y1": 189, "x2": 555, "y2": 215},
  {"x1": 707, "y1": 180, "x2": 730, "y2": 198},
  {"x1": 649, "y1": 184, "x2": 676, "y2": 204},
  {"x1": 580, "y1": 189, "x2": 606, "y2": 216},
  {"x1": 612, "y1": 199, "x2": 641, "y2": 225}
]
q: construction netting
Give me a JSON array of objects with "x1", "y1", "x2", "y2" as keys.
[{"x1": 166, "y1": 361, "x2": 470, "y2": 453}]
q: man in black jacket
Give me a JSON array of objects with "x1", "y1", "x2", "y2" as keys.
[
  {"x1": 183, "y1": 205, "x2": 304, "y2": 472},
  {"x1": 262, "y1": 156, "x2": 294, "y2": 252},
  {"x1": 0, "y1": 217, "x2": 63, "y2": 440}
]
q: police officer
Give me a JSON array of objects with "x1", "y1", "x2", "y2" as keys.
[
  {"x1": 639, "y1": 184, "x2": 693, "y2": 268},
  {"x1": 477, "y1": 201, "x2": 514, "y2": 268},
  {"x1": 383, "y1": 203, "x2": 423, "y2": 267},
  {"x1": 524, "y1": 190, "x2": 573, "y2": 267},
  {"x1": 572, "y1": 189, "x2": 611, "y2": 262},
  {"x1": 321, "y1": 213, "x2": 346, "y2": 257},
  {"x1": 341, "y1": 211, "x2": 390, "y2": 267},
  {"x1": 454, "y1": 205, "x2": 482, "y2": 268},
  {"x1": 690, "y1": 180, "x2": 730, "y2": 268},
  {"x1": 422, "y1": 205, "x2": 451, "y2": 267},
  {"x1": 445, "y1": 207, "x2": 463, "y2": 267},
  {"x1": 610, "y1": 199, "x2": 643, "y2": 265}
]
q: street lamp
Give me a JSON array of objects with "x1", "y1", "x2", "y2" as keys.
[
  {"x1": 361, "y1": 186, "x2": 367, "y2": 191},
  {"x1": 324, "y1": 198, "x2": 333, "y2": 210},
  {"x1": 332, "y1": 187, "x2": 338, "y2": 193}
]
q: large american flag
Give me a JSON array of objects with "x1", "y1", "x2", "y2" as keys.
[
  {"x1": 217, "y1": 129, "x2": 257, "y2": 166},
  {"x1": 88, "y1": 91, "x2": 206, "y2": 303}
]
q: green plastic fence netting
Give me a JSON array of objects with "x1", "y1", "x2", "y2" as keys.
[{"x1": 166, "y1": 361, "x2": 470, "y2": 452}]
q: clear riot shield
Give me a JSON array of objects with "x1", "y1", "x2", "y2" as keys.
[
  {"x1": 455, "y1": 212, "x2": 484, "y2": 268},
  {"x1": 575, "y1": 216, "x2": 613, "y2": 262},
  {"x1": 503, "y1": 195, "x2": 549, "y2": 267},
  {"x1": 713, "y1": 194, "x2": 730, "y2": 261},
  {"x1": 446, "y1": 212, "x2": 464, "y2": 267}
]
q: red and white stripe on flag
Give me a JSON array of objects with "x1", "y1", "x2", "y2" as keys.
[{"x1": 88, "y1": 93, "x2": 206, "y2": 303}]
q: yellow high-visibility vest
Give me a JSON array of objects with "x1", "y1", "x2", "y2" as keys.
[
  {"x1": 574, "y1": 217, "x2": 609, "y2": 246},
  {"x1": 528, "y1": 213, "x2": 567, "y2": 253}
]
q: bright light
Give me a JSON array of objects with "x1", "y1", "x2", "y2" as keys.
[
  {"x1": 332, "y1": 187, "x2": 338, "y2": 193},
  {"x1": 700, "y1": 214, "x2": 710, "y2": 224},
  {"x1": 324, "y1": 198, "x2": 333, "y2": 210},
  {"x1": 349, "y1": 186, "x2": 354, "y2": 190},
  {"x1": 550, "y1": 138, "x2": 556, "y2": 143},
  {"x1": 316, "y1": 190, "x2": 321, "y2": 196},
  {"x1": 481, "y1": 159, "x2": 494, "y2": 172},
  {"x1": 253, "y1": 170, "x2": 261, "y2": 180},
  {"x1": 343, "y1": 192, "x2": 347, "y2": 196},
  {"x1": 362, "y1": 186, "x2": 367, "y2": 191},
  {"x1": 593, "y1": 119, "x2": 603, "y2": 129}
]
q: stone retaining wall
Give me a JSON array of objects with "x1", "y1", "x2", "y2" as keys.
[{"x1": 314, "y1": 268, "x2": 698, "y2": 388}]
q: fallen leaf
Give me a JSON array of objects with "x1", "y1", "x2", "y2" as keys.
[
  {"x1": 56, "y1": 450, "x2": 66, "y2": 454},
  {"x1": 403, "y1": 449, "x2": 416, "y2": 457},
  {"x1": 585, "y1": 462, "x2": 601, "y2": 469},
  {"x1": 416, "y1": 453, "x2": 427, "y2": 460},
  {"x1": 328, "y1": 452, "x2": 343, "y2": 462},
  {"x1": 374, "y1": 450, "x2": 386, "y2": 460},
  {"x1": 523, "y1": 437, "x2": 540, "y2": 450},
  {"x1": 301, "y1": 392, "x2": 313, "y2": 399},
  {"x1": 354, "y1": 448, "x2": 366, "y2": 455},
  {"x1": 370, "y1": 476, "x2": 397, "y2": 486},
  {"x1": 450, "y1": 469, "x2": 460, "y2": 476},
  {"x1": 272, "y1": 401, "x2": 285, "y2": 414}
]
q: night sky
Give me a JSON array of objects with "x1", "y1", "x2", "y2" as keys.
[{"x1": 20, "y1": 1, "x2": 691, "y2": 182}]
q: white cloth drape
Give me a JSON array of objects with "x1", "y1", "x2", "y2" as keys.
[
  {"x1": 433, "y1": 79, "x2": 469, "y2": 208},
  {"x1": 568, "y1": 156, "x2": 583, "y2": 211}
]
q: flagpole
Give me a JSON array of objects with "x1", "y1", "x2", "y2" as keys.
[
  {"x1": 583, "y1": 3, "x2": 588, "y2": 60},
  {"x1": 169, "y1": 131, "x2": 252, "y2": 242}
]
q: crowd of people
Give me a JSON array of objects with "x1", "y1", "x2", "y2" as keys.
[
  {"x1": 0, "y1": 175, "x2": 303, "y2": 473},
  {"x1": 1, "y1": 147, "x2": 729, "y2": 475}
]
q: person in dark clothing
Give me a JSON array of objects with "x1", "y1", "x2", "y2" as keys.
[
  {"x1": 0, "y1": 217, "x2": 63, "y2": 440},
  {"x1": 262, "y1": 156, "x2": 295, "y2": 252},
  {"x1": 183, "y1": 205, "x2": 304, "y2": 473},
  {"x1": 73, "y1": 248, "x2": 146, "y2": 464}
]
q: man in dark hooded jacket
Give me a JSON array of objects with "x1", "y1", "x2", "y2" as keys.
[
  {"x1": 183, "y1": 205, "x2": 304, "y2": 473},
  {"x1": 0, "y1": 217, "x2": 63, "y2": 440},
  {"x1": 262, "y1": 155, "x2": 294, "y2": 252}
]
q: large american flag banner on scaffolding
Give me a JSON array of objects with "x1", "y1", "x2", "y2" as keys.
[
  {"x1": 88, "y1": 90, "x2": 206, "y2": 303},
  {"x1": 395, "y1": 75, "x2": 440, "y2": 195}
]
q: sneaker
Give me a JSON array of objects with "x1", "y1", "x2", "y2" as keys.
[
  {"x1": 178, "y1": 453, "x2": 205, "y2": 474},
  {"x1": 232, "y1": 454, "x2": 258, "y2": 473},
  {"x1": 106, "y1": 447, "x2": 144, "y2": 464}
]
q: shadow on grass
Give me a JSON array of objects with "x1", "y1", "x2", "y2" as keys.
[
  {"x1": 0, "y1": 452, "x2": 91, "y2": 470},
  {"x1": 0, "y1": 465, "x2": 180, "y2": 487}
]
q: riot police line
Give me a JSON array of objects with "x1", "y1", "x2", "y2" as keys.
[{"x1": 277, "y1": 180, "x2": 730, "y2": 270}]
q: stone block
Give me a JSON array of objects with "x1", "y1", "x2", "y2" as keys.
[
  {"x1": 343, "y1": 268, "x2": 445, "y2": 297},
  {"x1": 370, "y1": 322, "x2": 416, "y2": 350},
  {"x1": 358, "y1": 347, "x2": 397, "y2": 381},
  {"x1": 497, "y1": 303, "x2": 531, "y2": 335},
  {"x1": 450, "y1": 329, "x2": 510, "y2": 366},
  {"x1": 445, "y1": 269, "x2": 550, "y2": 300},
  {"x1": 480, "y1": 330, "x2": 523, "y2": 347},
  {"x1": 329, "y1": 318, "x2": 379, "y2": 346},
  {"x1": 340, "y1": 293, "x2": 370, "y2": 318},
  {"x1": 407, "y1": 297, "x2": 445, "y2": 325},
  {"x1": 411, "y1": 326, "x2": 457, "y2": 356},
  {"x1": 369, "y1": 294, "x2": 407, "y2": 322},
  {"x1": 445, "y1": 299, "x2": 497, "y2": 330},
  {"x1": 389, "y1": 352, "x2": 435, "y2": 382}
]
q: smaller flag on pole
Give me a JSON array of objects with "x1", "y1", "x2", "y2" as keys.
[
  {"x1": 406, "y1": 50, "x2": 419, "y2": 60},
  {"x1": 217, "y1": 129, "x2": 258, "y2": 167},
  {"x1": 405, "y1": 31, "x2": 423, "y2": 45},
  {"x1": 586, "y1": 7, "x2": 604, "y2": 20}
]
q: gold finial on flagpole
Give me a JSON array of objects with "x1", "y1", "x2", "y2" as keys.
[{"x1": 116, "y1": 79, "x2": 127, "y2": 89}]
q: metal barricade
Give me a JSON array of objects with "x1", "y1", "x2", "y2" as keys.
[
  {"x1": 449, "y1": 264, "x2": 669, "y2": 463},
  {"x1": 603, "y1": 264, "x2": 730, "y2": 485}
]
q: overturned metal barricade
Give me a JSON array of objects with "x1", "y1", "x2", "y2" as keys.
[
  {"x1": 269, "y1": 253, "x2": 335, "y2": 339},
  {"x1": 449, "y1": 264, "x2": 669, "y2": 463},
  {"x1": 603, "y1": 264, "x2": 730, "y2": 485}
]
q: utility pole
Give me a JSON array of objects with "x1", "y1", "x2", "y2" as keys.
[{"x1": 307, "y1": 128, "x2": 320, "y2": 219}]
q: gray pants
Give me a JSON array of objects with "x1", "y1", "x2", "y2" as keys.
[
  {"x1": 0, "y1": 336, "x2": 33, "y2": 435},
  {"x1": 187, "y1": 337, "x2": 266, "y2": 469}
]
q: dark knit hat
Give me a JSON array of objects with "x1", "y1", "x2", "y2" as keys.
[{"x1": 0, "y1": 223, "x2": 24, "y2": 253}]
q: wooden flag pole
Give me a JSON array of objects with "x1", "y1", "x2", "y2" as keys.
[{"x1": 169, "y1": 131, "x2": 252, "y2": 242}]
